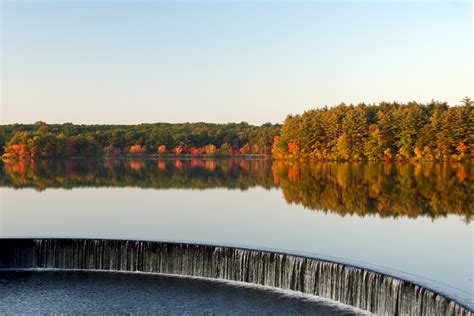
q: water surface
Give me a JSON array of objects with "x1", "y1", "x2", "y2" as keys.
[
  {"x1": 0, "y1": 158, "x2": 472, "y2": 308},
  {"x1": 0, "y1": 270, "x2": 363, "y2": 315}
]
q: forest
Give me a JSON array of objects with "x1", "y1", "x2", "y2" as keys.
[
  {"x1": 1, "y1": 98, "x2": 472, "y2": 161},
  {"x1": 273, "y1": 98, "x2": 472, "y2": 161},
  {"x1": 0, "y1": 122, "x2": 280, "y2": 159}
]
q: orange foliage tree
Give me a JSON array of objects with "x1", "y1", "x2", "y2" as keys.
[
  {"x1": 157, "y1": 145, "x2": 167, "y2": 154},
  {"x1": 174, "y1": 146, "x2": 184, "y2": 155},
  {"x1": 287, "y1": 142, "x2": 299, "y2": 155},
  {"x1": 239, "y1": 143, "x2": 250, "y2": 155},
  {"x1": 205, "y1": 144, "x2": 217, "y2": 155},
  {"x1": 129, "y1": 144, "x2": 145, "y2": 155},
  {"x1": 3, "y1": 144, "x2": 30, "y2": 160},
  {"x1": 271, "y1": 136, "x2": 285, "y2": 159}
]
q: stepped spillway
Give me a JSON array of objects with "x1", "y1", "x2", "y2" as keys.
[{"x1": 0, "y1": 239, "x2": 471, "y2": 316}]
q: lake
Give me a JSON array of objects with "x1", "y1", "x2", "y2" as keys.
[{"x1": 0, "y1": 158, "x2": 472, "y2": 311}]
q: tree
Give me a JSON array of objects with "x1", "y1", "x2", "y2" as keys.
[
  {"x1": 364, "y1": 125, "x2": 384, "y2": 161},
  {"x1": 219, "y1": 143, "x2": 231, "y2": 156},
  {"x1": 336, "y1": 133, "x2": 350, "y2": 160},
  {"x1": 205, "y1": 144, "x2": 217, "y2": 155},
  {"x1": 239, "y1": 143, "x2": 250, "y2": 155},
  {"x1": 157, "y1": 145, "x2": 167, "y2": 154},
  {"x1": 129, "y1": 144, "x2": 145, "y2": 155},
  {"x1": 174, "y1": 146, "x2": 184, "y2": 155},
  {"x1": 460, "y1": 96, "x2": 473, "y2": 107},
  {"x1": 339, "y1": 106, "x2": 368, "y2": 160}
]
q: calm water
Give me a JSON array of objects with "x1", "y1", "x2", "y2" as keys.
[{"x1": 0, "y1": 158, "x2": 472, "y2": 308}]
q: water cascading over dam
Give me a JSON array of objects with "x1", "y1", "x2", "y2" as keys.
[{"x1": 0, "y1": 239, "x2": 471, "y2": 316}]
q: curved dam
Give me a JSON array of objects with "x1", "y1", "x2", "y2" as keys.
[{"x1": 0, "y1": 238, "x2": 472, "y2": 316}]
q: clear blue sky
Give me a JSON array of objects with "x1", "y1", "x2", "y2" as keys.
[{"x1": 1, "y1": 0, "x2": 472, "y2": 125}]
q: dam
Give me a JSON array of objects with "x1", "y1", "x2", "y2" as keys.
[{"x1": 0, "y1": 238, "x2": 472, "y2": 315}]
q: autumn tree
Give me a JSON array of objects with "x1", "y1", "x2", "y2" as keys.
[
  {"x1": 157, "y1": 145, "x2": 167, "y2": 154},
  {"x1": 129, "y1": 144, "x2": 145, "y2": 155},
  {"x1": 1, "y1": 122, "x2": 280, "y2": 159},
  {"x1": 204, "y1": 144, "x2": 217, "y2": 155},
  {"x1": 239, "y1": 143, "x2": 250, "y2": 155},
  {"x1": 174, "y1": 146, "x2": 184, "y2": 155},
  {"x1": 274, "y1": 100, "x2": 471, "y2": 161}
]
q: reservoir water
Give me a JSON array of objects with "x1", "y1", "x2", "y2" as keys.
[
  {"x1": 0, "y1": 158, "x2": 472, "y2": 313},
  {"x1": 0, "y1": 270, "x2": 366, "y2": 315}
]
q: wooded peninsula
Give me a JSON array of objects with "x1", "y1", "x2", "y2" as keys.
[{"x1": 1, "y1": 99, "x2": 472, "y2": 161}]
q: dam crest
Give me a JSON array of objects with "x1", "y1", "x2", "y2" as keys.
[{"x1": 0, "y1": 238, "x2": 472, "y2": 316}]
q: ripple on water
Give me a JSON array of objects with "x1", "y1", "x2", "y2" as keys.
[{"x1": 0, "y1": 270, "x2": 368, "y2": 315}]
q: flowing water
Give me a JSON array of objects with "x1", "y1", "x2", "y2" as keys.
[
  {"x1": 0, "y1": 239, "x2": 471, "y2": 315},
  {"x1": 0, "y1": 158, "x2": 472, "y2": 314}
]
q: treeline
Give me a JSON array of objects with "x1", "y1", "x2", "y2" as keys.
[
  {"x1": 273, "y1": 98, "x2": 473, "y2": 161},
  {"x1": 0, "y1": 122, "x2": 280, "y2": 159},
  {"x1": 2, "y1": 99, "x2": 473, "y2": 161}
]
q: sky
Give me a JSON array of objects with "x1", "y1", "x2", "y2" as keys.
[{"x1": 0, "y1": 0, "x2": 472, "y2": 125}]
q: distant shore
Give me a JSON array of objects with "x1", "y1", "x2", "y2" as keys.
[{"x1": 1, "y1": 99, "x2": 472, "y2": 162}]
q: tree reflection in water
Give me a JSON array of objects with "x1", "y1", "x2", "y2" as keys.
[{"x1": 1, "y1": 159, "x2": 471, "y2": 222}]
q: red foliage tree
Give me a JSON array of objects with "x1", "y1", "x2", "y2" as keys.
[
  {"x1": 227, "y1": 148, "x2": 238, "y2": 155},
  {"x1": 190, "y1": 147, "x2": 204, "y2": 155}
]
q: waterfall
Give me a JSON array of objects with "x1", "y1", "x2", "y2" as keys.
[{"x1": 0, "y1": 239, "x2": 471, "y2": 316}]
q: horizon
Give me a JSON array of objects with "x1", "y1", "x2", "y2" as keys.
[{"x1": 0, "y1": 98, "x2": 469, "y2": 126}]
